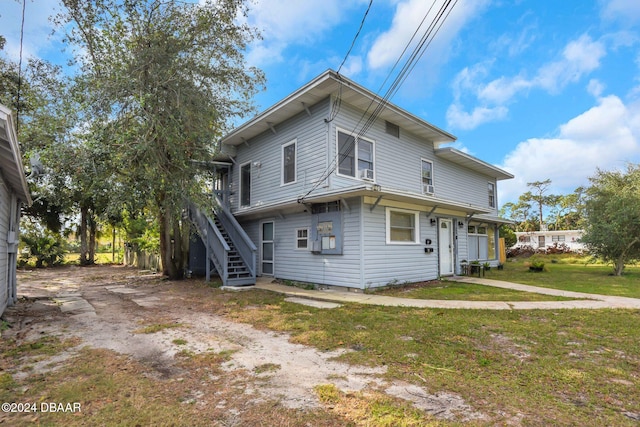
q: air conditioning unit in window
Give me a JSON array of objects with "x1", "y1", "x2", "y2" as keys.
[
  {"x1": 359, "y1": 169, "x2": 374, "y2": 181},
  {"x1": 423, "y1": 184, "x2": 435, "y2": 195}
]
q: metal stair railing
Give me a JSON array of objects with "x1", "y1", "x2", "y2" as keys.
[
  {"x1": 212, "y1": 194, "x2": 257, "y2": 280},
  {"x1": 188, "y1": 201, "x2": 229, "y2": 284}
]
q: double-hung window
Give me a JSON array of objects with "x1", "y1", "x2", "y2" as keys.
[
  {"x1": 296, "y1": 228, "x2": 309, "y2": 249},
  {"x1": 386, "y1": 208, "x2": 420, "y2": 244},
  {"x1": 282, "y1": 140, "x2": 297, "y2": 185},
  {"x1": 488, "y1": 182, "x2": 496, "y2": 208},
  {"x1": 421, "y1": 159, "x2": 433, "y2": 194},
  {"x1": 337, "y1": 130, "x2": 374, "y2": 179}
]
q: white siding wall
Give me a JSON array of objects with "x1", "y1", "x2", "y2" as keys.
[{"x1": 0, "y1": 180, "x2": 10, "y2": 314}]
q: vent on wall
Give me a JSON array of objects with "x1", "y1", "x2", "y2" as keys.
[{"x1": 385, "y1": 121, "x2": 400, "y2": 138}]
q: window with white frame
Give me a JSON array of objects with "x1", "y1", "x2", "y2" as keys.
[
  {"x1": 552, "y1": 235, "x2": 565, "y2": 242},
  {"x1": 421, "y1": 159, "x2": 433, "y2": 194},
  {"x1": 467, "y1": 224, "x2": 496, "y2": 261},
  {"x1": 240, "y1": 162, "x2": 251, "y2": 207},
  {"x1": 337, "y1": 129, "x2": 374, "y2": 179},
  {"x1": 282, "y1": 140, "x2": 297, "y2": 185},
  {"x1": 488, "y1": 182, "x2": 496, "y2": 208},
  {"x1": 295, "y1": 228, "x2": 308, "y2": 249},
  {"x1": 386, "y1": 208, "x2": 420, "y2": 244}
]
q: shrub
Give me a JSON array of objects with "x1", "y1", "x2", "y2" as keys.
[{"x1": 20, "y1": 231, "x2": 66, "y2": 268}]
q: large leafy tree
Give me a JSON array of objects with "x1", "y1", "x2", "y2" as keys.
[
  {"x1": 57, "y1": 0, "x2": 264, "y2": 278},
  {"x1": 581, "y1": 165, "x2": 640, "y2": 276}
]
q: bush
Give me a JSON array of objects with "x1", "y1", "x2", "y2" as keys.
[{"x1": 20, "y1": 231, "x2": 66, "y2": 268}]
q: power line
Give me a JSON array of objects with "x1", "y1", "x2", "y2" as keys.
[
  {"x1": 337, "y1": 0, "x2": 373, "y2": 75},
  {"x1": 300, "y1": 0, "x2": 458, "y2": 202},
  {"x1": 16, "y1": 0, "x2": 26, "y2": 134}
]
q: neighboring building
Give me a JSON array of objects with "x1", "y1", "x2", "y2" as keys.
[
  {"x1": 0, "y1": 104, "x2": 32, "y2": 315},
  {"x1": 513, "y1": 230, "x2": 585, "y2": 253},
  {"x1": 190, "y1": 70, "x2": 513, "y2": 289}
]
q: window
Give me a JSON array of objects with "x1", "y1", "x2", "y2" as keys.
[
  {"x1": 421, "y1": 159, "x2": 433, "y2": 193},
  {"x1": 467, "y1": 224, "x2": 496, "y2": 261},
  {"x1": 282, "y1": 140, "x2": 297, "y2": 185},
  {"x1": 240, "y1": 162, "x2": 251, "y2": 207},
  {"x1": 519, "y1": 235, "x2": 531, "y2": 243},
  {"x1": 386, "y1": 208, "x2": 419, "y2": 244},
  {"x1": 552, "y1": 235, "x2": 565, "y2": 242},
  {"x1": 296, "y1": 228, "x2": 309, "y2": 249},
  {"x1": 337, "y1": 130, "x2": 375, "y2": 179},
  {"x1": 488, "y1": 182, "x2": 495, "y2": 208}
]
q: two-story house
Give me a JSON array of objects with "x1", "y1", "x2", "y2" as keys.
[{"x1": 189, "y1": 70, "x2": 513, "y2": 289}]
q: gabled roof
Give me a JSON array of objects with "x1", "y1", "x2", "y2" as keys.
[
  {"x1": 0, "y1": 104, "x2": 32, "y2": 205},
  {"x1": 221, "y1": 69, "x2": 457, "y2": 146},
  {"x1": 435, "y1": 147, "x2": 514, "y2": 181}
]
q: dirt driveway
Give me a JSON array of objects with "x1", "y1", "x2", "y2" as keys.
[{"x1": 2, "y1": 265, "x2": 482, "y2": 425}]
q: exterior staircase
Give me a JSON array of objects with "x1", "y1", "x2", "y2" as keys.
[{"x1": 188, "y1": 198, "x2": 256, "y2": 287}]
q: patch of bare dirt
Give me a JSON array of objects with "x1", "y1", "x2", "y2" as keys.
[{"x1": 4, "y1": 265, "x2": 485, "y2": 422}]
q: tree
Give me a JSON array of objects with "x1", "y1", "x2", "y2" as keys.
[
  {"x1": 581, "y1": 165, "x2": 640, "y2": 276},
  {"x1": 526, "y1": 179, "x2": 553, "y2": 230},
  {"x1": 57, "y1": 0, "x2": 265, "y2": 278}
]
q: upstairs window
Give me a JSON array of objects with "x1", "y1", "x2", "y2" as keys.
[
  {"x1": 337, "y1": 130, "x2": 375, "y2": 180},
  {"x1": 488, "y1": 182, "x2": 496, "y2": 208},
  {"x1": 282, "y1": 140, "x2": 297, "y2": 185},
  {"x1": 421, "y1": 159, "x2": 433, "y2": 194}
]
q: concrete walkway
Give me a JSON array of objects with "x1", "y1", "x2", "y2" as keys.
[{"x1": 255, "y1": 276, "x2": 640, "y2": 310}]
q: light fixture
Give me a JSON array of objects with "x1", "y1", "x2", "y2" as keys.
[
  {"x1": 430, "y1": 218, "x2": 436, "y2": 226},
  {"x1": 458, "y1": 221, "x2": 464, "y2": 228}
]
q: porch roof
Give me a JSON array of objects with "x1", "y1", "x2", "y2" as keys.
[{"x1": 233, "y1": 184, "x2": 498, "y2": 220}]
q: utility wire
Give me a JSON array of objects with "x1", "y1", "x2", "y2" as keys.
[
  {"x1": 337, "y1": 0, "x2": 373, "y2": 75},
  {"x1": 16, "y1": 0, "x2": 26, "y2": 134},
  {"x1": 300, "y1": 0, "x2": 458, "y2": 202}
]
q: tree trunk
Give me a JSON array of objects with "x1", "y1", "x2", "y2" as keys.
[
  {"x1": 88, "y1": 209, "x2": 96, "y2": 265},
  {"x1": 79, "y1": 206, "x2": 88, "y2": 265},
  {"x1": 614, "y1": 257, "x2": 625, "y2": 276},
  {"x1": 158, "y1": 202, "x2": 185, "y2": 280}
]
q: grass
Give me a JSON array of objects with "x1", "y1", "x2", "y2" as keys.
[
  {"x1": 373, "y1": 280, "x2": 577, "y2": 301},
  {"x1": 485, "y1": 255, "x2": 640, "y2": 298},
  {"x1": 134, "y1": 322, "x2": 183, "y2": 334},
  {"x1": 216, "y1": 288, "x2": 640, "y2": 426}
]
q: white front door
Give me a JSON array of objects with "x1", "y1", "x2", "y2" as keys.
[{"x1": 439, "y1": 219, "x2": 454, "y2": 276}]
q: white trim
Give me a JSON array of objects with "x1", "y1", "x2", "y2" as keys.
[
  {"x1": 335, "y1": 127, "x2": 375, "y2": 181},
  {"x1": 260, "y1": 220, "x2": 275, "y2": 276},
  {"x1": 385, "y1": 207, "x2": 420, "y2": 245},
  {"x1": 239, "y1": 161, "x2": 252, "y2": 208},
  {"x1": 420, "y1": 158, "x2": 434, "y2": 194},
  {"x1": 281, "y1": 139, "x2": 297, "y2": 186},
  {"x1": 488, "y1": 181, "x2": 496, "y2": 208},
  {"x1": 295, "y1": 227, "x2": 309, "y2": 250}
]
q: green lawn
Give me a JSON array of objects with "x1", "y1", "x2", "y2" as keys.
[
  {"x1": 372, "y1": 280, "x2": 578, "y2": 301},
  {"x1": 485, "y1": 255, "x2": 640, "y2": 298}
]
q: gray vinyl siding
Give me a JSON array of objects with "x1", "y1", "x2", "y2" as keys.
[
  {"x1": 362, "y1": 203, "x2": 439, "y2": 288},
  {"x1": 230, "y1": 98, "x2": 331, "y2": 213},
  {"x1": 435, "y1": 159, "x2": 498, "y2": 213},
  {"x1": 239, "y1": 198, "x2": 363, "y2": 288},
  {"x1": 0, "y1": 180, "x2": 10, "y2": 314}
]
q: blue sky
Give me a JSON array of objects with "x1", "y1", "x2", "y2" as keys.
[{"x1": 2, "y1": 0, "x2": 640, "y2": 206}]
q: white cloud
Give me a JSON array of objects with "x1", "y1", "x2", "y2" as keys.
[
  {"x1": 245, "y1": 0, "x2": 367, "y2": 68},
  {"x1": 367, "y1": 0, "x2": 490, "y2": 70},
  {"x1": 498, "y1": 95, "x2": 640, "y2": 203},
  {"x1": 448, "y1": 34, "x2": 607, "y2": 130},
  {"x1": 587, "y1": 79, "x2": 605, "y2": 97},
  {"x1": 601, "y1": 0, "x2": 640, "y2": 23},
  {"x1": 446, "y1": 104, "x2": 507, "y2": 130},
  {"x1": 0, "y1": 0, "x2": 63, "y2": 63}
]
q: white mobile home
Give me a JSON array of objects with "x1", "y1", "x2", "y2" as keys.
[{"x1": 190, "y1": 71, "x2": 513, "y2": 289}]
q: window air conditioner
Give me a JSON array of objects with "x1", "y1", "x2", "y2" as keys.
[
  {"x1": 423, "y1": 184, "x2": 435, "y2": 194},
  {"x1": 359, "y1": 169, "x2": 374, "y2": 181}
]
